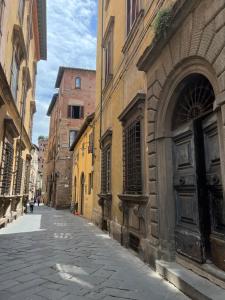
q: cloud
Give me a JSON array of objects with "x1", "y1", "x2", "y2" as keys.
[{"x1": 32, "y1": 0, "x2": 97, "y2": 144}]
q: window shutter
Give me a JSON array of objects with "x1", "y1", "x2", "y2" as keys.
[{"x1": 80, "y1": 106, "x2": 84, "y2": 119}]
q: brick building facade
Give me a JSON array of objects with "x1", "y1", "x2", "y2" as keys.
[{"x1": 46, "y1": 67, "x2": 96, "y2": 209}]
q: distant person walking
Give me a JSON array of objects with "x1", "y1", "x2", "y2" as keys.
[
  {"x1": 29, "y1": 200, "x2": 34, "y2": 213},
  {"x1": 37, "y1": 195, "x2": 41, "y2": 207}
]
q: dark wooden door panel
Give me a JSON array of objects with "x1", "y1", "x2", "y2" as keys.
[
  {"x1": 202, "y1": 115, "x2": 225, "y2": 271},
  {"x1": 173, "y1": 124, "x2": 205, "y2": 262}
]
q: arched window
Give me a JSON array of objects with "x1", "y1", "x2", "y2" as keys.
[{"x1": 75, "y1": 77, "x2": 81, "y2": 89}]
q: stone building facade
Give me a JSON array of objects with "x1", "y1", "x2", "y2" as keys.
[
  {"x1": 46, "y1": 67, "x2": 96, "y2": 209},
  {"x1": 93, "y1": 0, "x2": 225, "y2": 287},
  {"x1": 70, "y1": 113, "x2": 95, "y2": 220},
  {"x1": 0, "y1": 0, "x2": 46, "y2": 226}
]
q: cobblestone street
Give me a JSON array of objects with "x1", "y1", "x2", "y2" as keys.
[{"x1": 0, "y1": 207, "x2": 189, "y2": 300}]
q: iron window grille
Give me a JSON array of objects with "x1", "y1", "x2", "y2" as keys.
[
  {"x1": 23, "y1": 159, "x2": 30, "y2": 194},
  {"x1": 0, "y1": 141, "x2": 14, "y2": 195},
  {"x1": 13, "y1": 150, "x2": 24, "y2": 195},
  {"x1": 123, "y1": 119, "x2": 142, "y2": 194},
  {"x1": 101, "y1": 145, "x2": 111, "y2": 194}
]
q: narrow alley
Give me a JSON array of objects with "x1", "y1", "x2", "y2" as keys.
[{"x1": 0, "y1": 207, "x2": 188, "y2": 300}]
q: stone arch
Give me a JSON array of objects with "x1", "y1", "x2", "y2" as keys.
[{"x1": 146, "y1": 56, "x2": 224, "y2": 261}]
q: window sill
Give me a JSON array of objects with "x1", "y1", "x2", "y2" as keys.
[
  {"x1": 122, "y1": 9, "x2": 144, "y2": 54},
  {"x1": 117, "y1": 193, "x2": 148, "y2": 204}
]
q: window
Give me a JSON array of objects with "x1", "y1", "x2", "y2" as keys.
[
  {"x1": 68, "y1": 105, "x2": 84, "y2": 119},
  {"x1": 103, "y1": 16, "x2": 114, "y2": 86},
  {"x1": 105, "y1": 0, "x2": 110, "y2": 10},
  {"x1": 69, "y1": 130, "x2": 78, "y2": 147},
  {"x1": 104, "y1": 37, "x2": 112, "y2": 84},
  {"x1": 124, "y1": 120, "x2": 142, "y2": 194},
  {"x1": 75, "y1": 77, "x2": 81, "y2": 89},
  {"x1": 0, "y1": 140, "x2": 14, "y2": 195},
  {"x1": 10, "y1": 51, "x2": 19, "y2": 102},
  {"x1": 127, "y1": 0, "x2": 140, "y2": 34},
  {"x1": 88, "y1": 173, "x2": 92, "y2": 194},
  {"x1": 88, "y1": 132, "x2": 94, "y2": 153},
  {"x1": 13, "y1": 148, "x2": 24, "y2": 195},
  {"x1": 101, "y1": 145, "x2": 111, "y2": 194},
  {"x1": 18, "y1": 0, "x2": 25, "y2": 24},
  {"x1": 0, "y1": 0, "x2": 5, "y2": 36}
]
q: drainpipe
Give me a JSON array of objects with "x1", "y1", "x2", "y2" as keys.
[{"x1": 99, "y1": 0, "x2": 104, "y2": 150}]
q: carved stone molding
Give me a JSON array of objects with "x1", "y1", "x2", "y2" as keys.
[{"x1": 97, "y1": 193, "x2": 112, "y2": 207}]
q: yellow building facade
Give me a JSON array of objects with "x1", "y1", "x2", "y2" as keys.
[
  {"x1": 93, "y1": 0, "x2": 225, "y2": 287},
  {"x1": 93, "y1": 0, "x2": 173, "y2": 243},
  {"x1": 0, "y1": 0, "x2": 47, "y2": 226},
  {"x1": 71, "y1": 114, "x2": 95, "y2": 220}
]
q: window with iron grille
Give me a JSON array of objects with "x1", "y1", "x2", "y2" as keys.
[
  {"x1": 0, "y1": 0, "x2": 5, "y2": 36},
  {"x1": 0, "y1": 141, "x2": 14, "y2": 195},
  {"x1": 23, "y1": 159, "x2": 30, "y2": 194},
  {"x1": 101, "y1": 145, "x2": 111, "y2": 194},
  {"x1": 127, "y1": 0, "x2": 140, "y2": 34},
  {"x1": 123, "y1": 120, "x2": 142, "y2": 194},
  {"x1": 14, "y1": 150, "x2": 24, "y2": 195}
]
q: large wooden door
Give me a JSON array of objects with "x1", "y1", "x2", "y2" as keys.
[
  {"x1": 173, "y1": 121, "x2": 207, "y2": 263},
  {"x1": 202, "y1": 114, "x2": 225, "y2": 271}
]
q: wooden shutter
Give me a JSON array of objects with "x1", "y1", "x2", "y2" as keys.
[{"x1": 80, "y1": 106, "x2": 84, "y2": 119}]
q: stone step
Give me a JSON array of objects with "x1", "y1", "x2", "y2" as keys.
[{"x1": 156, "y1": 260, "x2": 225, "y2": 300}]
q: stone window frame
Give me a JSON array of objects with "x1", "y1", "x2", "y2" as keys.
[
  {"x1": 13, "y1": 139, "x2": 25, "y2": 195},
  {"x1": 118, "y1": 93, "x2": 146, "y2": 198},
  {"x1": 10, "y1": 25, "x2": 27, "y2": 103},
  {"x1": 100, "y1": 128, "x2": 112, "y2": 195},
  {"x1": 102, "y1": 16, "x2": 114, "y2": 89},
  {"x1": 0, "y1": 117, "x2": 19, "y2": 196},
  {"x1": 122, "y1": 0, "x2": 144, "y2": 54}
]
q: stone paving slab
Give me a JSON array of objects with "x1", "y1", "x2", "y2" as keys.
[{"x1": 0, "y1": 206, "x2": 189, "y2": 300}]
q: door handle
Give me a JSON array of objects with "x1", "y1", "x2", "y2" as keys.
[
  {"x1": 179, "y1": 177, "x2": 185, "y2": 185},
  {"x1": 212, "y1": 175, "x2": 219, "y2": 185}
]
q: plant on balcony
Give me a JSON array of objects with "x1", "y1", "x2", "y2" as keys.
[{"x1": 153, "y1": 8, "x2": 173, "y2": 37}]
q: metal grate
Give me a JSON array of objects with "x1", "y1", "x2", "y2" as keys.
[
  {"x1": 14, "y1": 150, "x2": 24, "y2": 195},
  {"x1": 23, "y1": 159, "x2": 30, "y2": 194},
  {"x1": 124, "y1": 120, "x2": 142, "y2": 194},
  {"x1": 0, "y1": 141, "x2": 14, "y2": 195},
  {"x1": 173, "y1": 76, "x2": 214, "y2": 129},
  {"x1": 101, "y1": 145, "x2": 111, "y2": 194}
]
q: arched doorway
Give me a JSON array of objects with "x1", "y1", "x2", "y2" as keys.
[
  {"x1": 80, "y1": 173, "x2": 85, "y2": 215},
  {"x1": 171, "y1": 74, "x2": 225, "y2": 270}
]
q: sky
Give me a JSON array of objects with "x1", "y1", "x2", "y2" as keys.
[{"x1": 32, "y1": 0, "x2": 98, "y2": 144}]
